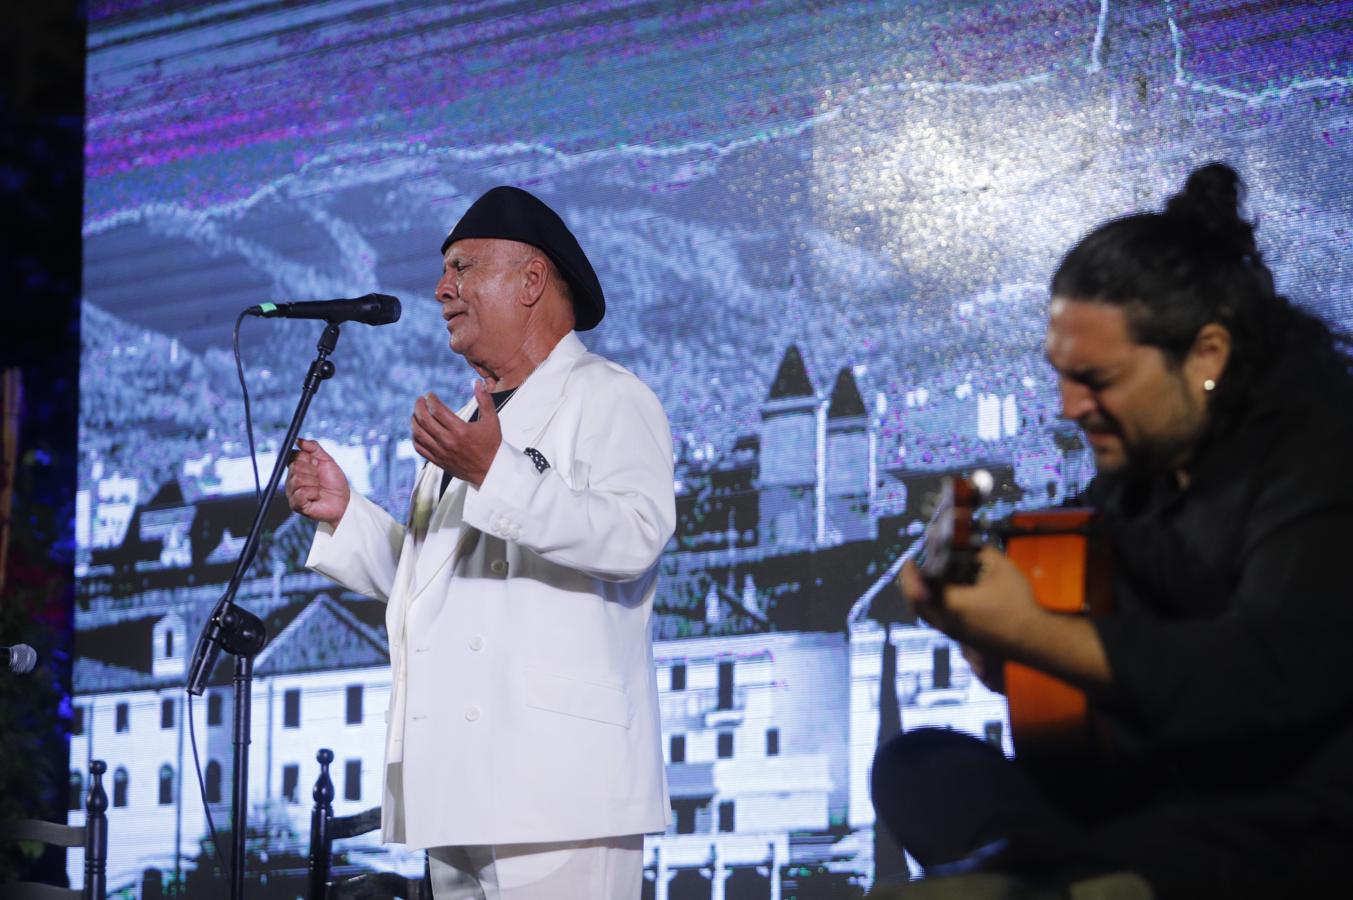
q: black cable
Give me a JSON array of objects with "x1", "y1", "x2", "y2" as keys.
[
  {"x1": 182, "y1": 309, "x2": 266, "y2": 886},
  {"x1": 187, "y1": 691, "x2": 233, "y2": 884},
  {"x1": 233, "y1": 310, "x2": 263, "y2": 501}
]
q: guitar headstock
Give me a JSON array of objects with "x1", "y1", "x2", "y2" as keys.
[{"x1": 918, "y1": 472, "x2": 992, "y2": 585}]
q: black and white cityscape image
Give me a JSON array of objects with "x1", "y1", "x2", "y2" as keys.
[{"x1": 70, "y1": 2, "x2": 1351, "y2": 896}]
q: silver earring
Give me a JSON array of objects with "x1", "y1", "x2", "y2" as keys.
[{"x1": 1203, "y1": 378, "x2": 1216, "y2": 392}]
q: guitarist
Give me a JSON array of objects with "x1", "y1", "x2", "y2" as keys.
[{"x1": 873, "y1": 163, "x2": 1353, "y2": 898}]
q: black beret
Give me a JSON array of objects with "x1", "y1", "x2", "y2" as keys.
[{"x1": 441, "y1": 186, "x2": 605, "y2": 331}]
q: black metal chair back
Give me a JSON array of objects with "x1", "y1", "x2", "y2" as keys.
[
  {"x1": 1, "y1": 759, "x2": 109, "y2": 900},
  {"x1": 307, "y1": 749, "x2": 427, "y2": 900}
]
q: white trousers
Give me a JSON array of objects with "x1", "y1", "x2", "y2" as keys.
[{"x1": 427, "y1": 834, "x2": 644, "y2": 900}]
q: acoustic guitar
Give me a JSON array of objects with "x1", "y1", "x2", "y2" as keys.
[{"x1": 919, "y1": 474, "x2": 1113, "y2": 759}]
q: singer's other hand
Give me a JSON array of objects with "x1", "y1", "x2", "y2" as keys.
[{"x1": 286, "y1": 439, "x2": 351, "y2": 526}]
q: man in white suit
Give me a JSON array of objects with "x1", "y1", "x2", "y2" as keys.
[{"x1": 285, "y1": 186, "x2": 675, "y2": 899}]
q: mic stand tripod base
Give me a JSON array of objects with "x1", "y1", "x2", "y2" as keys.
[{"x1": 211, "y1": 605, "x2": 267, "y2": 900}]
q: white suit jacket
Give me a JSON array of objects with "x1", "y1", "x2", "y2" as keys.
[{"x1": 306, "y1": 331, "x2": 675, "y2": 849}]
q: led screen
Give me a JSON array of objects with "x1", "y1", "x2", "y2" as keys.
[{"x1": 73, "y1": 1, "x2": 1352, "y2": 895}]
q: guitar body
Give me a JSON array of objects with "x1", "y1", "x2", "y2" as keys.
[
  {"x1": 1003, "y1": 508, "x2": 1113, "y2": 759},
  {"x1": 918, "y1": 477, "x2": 1113, "y2": 760}
]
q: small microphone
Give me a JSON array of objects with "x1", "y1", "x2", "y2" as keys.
[
  {"x1": 3, "y1": 644, "x2": 37, "y2": 674},
  {"x1": 247, "y1": 293, "x2": 401, "y2": 326}
]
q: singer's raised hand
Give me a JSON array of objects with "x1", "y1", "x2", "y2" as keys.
[
  {"x1": 412, "y1": 382, "x2": 502, "y2": 488},
  {"x1": 286, "y1": 438, "x2": 351, "y2": 526}
]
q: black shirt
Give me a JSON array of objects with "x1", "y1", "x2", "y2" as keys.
[{"x1": 1087, "y1": 356, "x2": 1353, "y2": 833}]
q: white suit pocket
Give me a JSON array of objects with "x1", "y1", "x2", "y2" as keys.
[{"x1": 524, "y1": 667, "x2": 633, "y2": 728}]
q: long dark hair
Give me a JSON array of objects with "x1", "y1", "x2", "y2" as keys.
[{"x1": 1051, "y1": 162, "x2": 1352, "y2": 434}]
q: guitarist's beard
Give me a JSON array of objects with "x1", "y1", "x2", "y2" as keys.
[
  {"x1": 1118, "y1": 428, "x2": 1199, "y2": 483},
  {"x1": 1088, "y1": 424, "x2": 1200, "y2": 519},
  {"x1": 1084, "y1": 392, "x2": 1206, "y2": 484}
]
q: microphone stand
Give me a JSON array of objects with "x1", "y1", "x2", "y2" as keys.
[{"x1": 185, "y1": 320, "x2": 342, "y2": 900}]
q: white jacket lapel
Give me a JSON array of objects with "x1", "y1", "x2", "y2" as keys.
[
  {"x1": 410, "y1": 396, "x2": 477, "y2": 598},
  {"x1": 409, "y1": 332, "x2": 588, "y2": 600},
  {"x1": 496, "y1": 330, "x2": 585, "y2": 450}
]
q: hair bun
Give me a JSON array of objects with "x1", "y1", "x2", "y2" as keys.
[{"x1": 1164, "y1": 161, "x2": 1257, "y2": 258}]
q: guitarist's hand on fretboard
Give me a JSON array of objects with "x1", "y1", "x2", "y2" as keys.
[
  {"x1": 961, "y1": 643, "x2": 1007, "y2": 695},
  {"x1": 898, "y1": 545, "x2": 1045, "y2": 663}
]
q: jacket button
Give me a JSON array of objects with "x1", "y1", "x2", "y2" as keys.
[
  {"x1": 468, "y1": 635, "x2": 484, "y2": 651},
  {"x1": 465, "y1": 705, "x2": 481, "y2": 722},
  {"x1": 490, "y1": 559, "x2": 508, "y2": 576}
]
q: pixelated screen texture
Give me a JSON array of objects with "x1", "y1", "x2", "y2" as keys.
[{"x1": 73, "y1": 1, "x2": 1352, "y2": 895}]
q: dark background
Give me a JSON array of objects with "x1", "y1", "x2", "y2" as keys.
[{"x1": 0, "y1": 0, "x2": 83, "y2": 884}]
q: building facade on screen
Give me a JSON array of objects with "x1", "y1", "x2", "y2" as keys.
[
  {"x1": 70, "y1": 343, "x2": 1038, "y2": 895},
  {"x1": 76, "y1": 2, "x2": 1352, "y2": 898}
]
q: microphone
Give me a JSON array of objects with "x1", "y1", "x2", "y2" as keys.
[
  {"x1": 247, "y1": 293, "x2": 401, "y2": 326},
  {"x1": 3, "y1": 644, "x2": 37, "y2": 674}
]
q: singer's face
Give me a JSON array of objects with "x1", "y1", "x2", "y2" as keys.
[{"x1": 436, "y1": 238, "x2": 532, "y2": 363}]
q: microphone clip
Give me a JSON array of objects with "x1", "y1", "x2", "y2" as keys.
[{"x1": 186, "y1": 605, "x2": 266, "y2": 696}]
